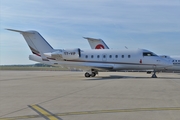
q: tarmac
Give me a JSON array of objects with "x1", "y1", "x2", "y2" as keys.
[{"x1": 0, "y1": 71, "x2": 180, "y2": 120}]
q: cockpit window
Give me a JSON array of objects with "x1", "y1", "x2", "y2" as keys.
[{"x1": 143, "y1": 52, "x2": 157, "y2": 56}]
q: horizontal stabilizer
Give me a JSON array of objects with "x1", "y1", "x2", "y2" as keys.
[{"x1": 6, "y1": 29, "x2": 32, "y2": 33}]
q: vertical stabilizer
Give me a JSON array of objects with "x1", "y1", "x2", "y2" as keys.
[
  {"x1": 84, "y1": 37, "x2": 109, "y2": 49},
  {"x1": 6, "y1": 29, "x2": 54, "y2": 57}
]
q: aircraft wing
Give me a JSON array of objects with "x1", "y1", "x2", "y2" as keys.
[
  {"x1": 52, "y1": 63, "x2": 114, "y2": 71},
  {"x1": 29, "y1": 54, "x2": 114, "y2": 71},
  {"x1": 54, "y1": 62, "x2": 114, "y2": 71},
  {"x1": 81, "y1": 63, "x2": 114, "y2": 70}
]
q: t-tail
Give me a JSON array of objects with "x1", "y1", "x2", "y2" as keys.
[{"x1": 6, "y1": 29, "x2": 54, "y2": 60}]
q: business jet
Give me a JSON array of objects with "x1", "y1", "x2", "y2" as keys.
[
  {"x1": 85, "y1": 37, "x2": 180, "y2": 72},
  {"x1": 7, "y1": 29, "x2": 172, "y2": 78}
]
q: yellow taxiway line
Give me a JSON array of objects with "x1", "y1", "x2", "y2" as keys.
[
  {"x1": 1, "y1": 107, "x2": 180, "y2": 120},
  {"x1": 28, "y1": 104, "x2": 61, "y2": 120}
]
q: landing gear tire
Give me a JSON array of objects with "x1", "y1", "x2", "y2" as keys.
[
  {"x1": 85, "y1": 72, "x2": 91, "y2": 77},
  {"x1": 91, "y1": 72, "x2": 96, "y2": 77},
  {"x1": 152, "y1": 74, "x2": 157, "y2": 78}
]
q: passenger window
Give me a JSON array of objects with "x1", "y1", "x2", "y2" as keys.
[
  {"x1": 85, "y1": 55, "x2": 88, "y2": 58},
  {"x1": 122, "y1": 55, "x2": 124, "y2": 58},
  {"x1": 109, "y1": 55, "x2": 112, "y2": 58},
  {"x1": 128, "y1": 55, "x2": 131, "y2": 58},
  {"x1": 115, "y1": 55, "x2": 118, "y2": 58},
  {"x1": 91, "y1": 55, "x2": 93, "y2": 58},
  {"x1": 103, "y1": 55, "x2": 106, "y2": 58},
  {"x1": 97, "y1": 55, "x2": 100, "y2": 58}
]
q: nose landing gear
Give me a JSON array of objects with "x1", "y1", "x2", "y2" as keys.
[{"x1": 151, "y1": 70, "x2": 157, "y2": 78}]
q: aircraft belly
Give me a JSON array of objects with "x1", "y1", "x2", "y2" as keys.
[
  {"x1": 165, "y1": 65, "x2": 180, "y2": 71},
  {"x1": 113, "y1": 64, "x2": 158, "y2": 70}
]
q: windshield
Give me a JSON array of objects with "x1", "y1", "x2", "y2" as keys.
[{"x1": 143, "y1": 52, "x2": 157, "y2": 56}]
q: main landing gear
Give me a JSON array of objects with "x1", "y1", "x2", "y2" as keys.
[{"x1": 84, "y1": 70, "x2": 98, "y2": 78}]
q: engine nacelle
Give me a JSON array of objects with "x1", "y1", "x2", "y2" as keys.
[
  {"x1": 44, "y1": 48, "x2": 81, "y2": 60},
  {"x1": 62, "y1": 48, "x2": 81, "y2": 60}
]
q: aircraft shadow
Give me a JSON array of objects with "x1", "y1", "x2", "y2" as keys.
[
  {"x1": 83, "y1": 75, "x2": 180, "y2": 80},
  {"x1": 84, "y1": 75, "x2": 145, "y2": 80},
  {"x1": 156, "y1": 77, "x2": 180, "y2": 80}
]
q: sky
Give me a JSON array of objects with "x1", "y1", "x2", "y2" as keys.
[{"x1": 0, "y1": 0, "x2": 180, "y2": 65}]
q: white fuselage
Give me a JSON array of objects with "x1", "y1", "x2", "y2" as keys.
[{"x1": 30, "y1": 49, "x2": 172, "y2": 71}]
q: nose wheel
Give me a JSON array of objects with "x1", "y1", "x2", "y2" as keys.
[
  {"x1": 152, "y1": 74, "x2": 157, "y2": 78},
  {"x1": 151, "y1": 70, "x2": 157, "y2": 78}
]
